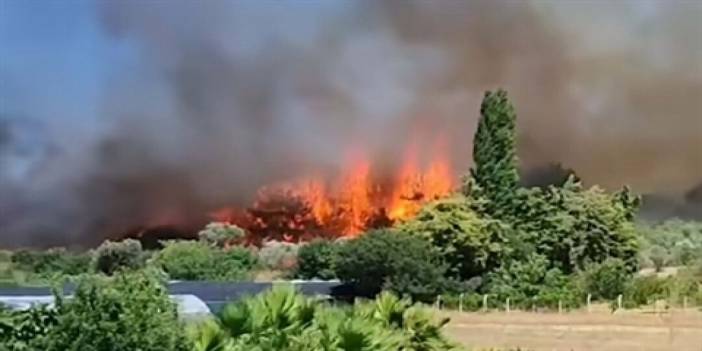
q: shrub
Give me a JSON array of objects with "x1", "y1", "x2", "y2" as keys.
[
  {"x1": 620, "y1": 275, "x2": 668, "y2": 308},
  {"x1": 32, "y1": 270, "x2": 190, "y2": 351},
  {"x1": 92, "y1": 239, "x2": 145, "y2": 275},
  {"x1": 334, "y1": 229, "x2": 452, "y2": 302},
  {"x1": 638, "y1": 220, "x2": 702, "y2": 268},
  {"x1": 485, "y1": 254, "x2": 582, "y2": 310},
  {"x1": 577, "y1": 258, "x2": 631, "y2": 301},
  {"x1": 294, "y1": 239, "x2": 338, "y2": 280},
  {"x1": 198, "y1": 222, "x2": 245, "y2": 247},
  {"x1": 10, "y1": 249, "x2": 91, "y2": 277},
  {"x1": 0, "y1": 304, "x2": 58, "y2": 351},
  {"x1": 620, "y1": 272, "x2": 702, "y2": 308},
  {"x1": 154, "y1": 240, "x2": 256, "y2": 281},
  {"x1": 257, "y1": 240, "x2": 299, "y2": 271}
]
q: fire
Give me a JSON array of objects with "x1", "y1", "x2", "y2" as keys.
[{"x1": 211, "y1": 137, "x2": 455, "y2": 243}]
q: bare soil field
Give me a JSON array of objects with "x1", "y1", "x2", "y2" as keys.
[{"x1": 444, "y1": 308, "x2": 702, "y2": 351}]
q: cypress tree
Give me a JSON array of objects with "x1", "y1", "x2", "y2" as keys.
[{"x1": 467, "y1": 89, "x2": 519, "y2": 210}]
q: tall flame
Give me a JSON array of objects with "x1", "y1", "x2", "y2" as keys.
[{"x1": 210, "y1": 135, "x2": 455, "y2": 243}]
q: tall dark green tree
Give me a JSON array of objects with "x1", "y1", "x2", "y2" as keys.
[{"x1": 467, "y1": 90, "x2": 519, "y2": 213}]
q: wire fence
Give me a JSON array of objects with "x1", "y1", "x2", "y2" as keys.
[{"x1": 430, "y1": 293, "x2": 702, "y2": 313}]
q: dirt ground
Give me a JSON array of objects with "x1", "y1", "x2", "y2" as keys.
[{"x1": 443, "y1": 308, "x2": 702, "y2": 351}]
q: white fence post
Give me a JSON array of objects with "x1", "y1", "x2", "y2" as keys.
[
  {"x1": 506, "y1": 298, "x2": 510, "y2": 313},
  {"x1": 617, "y1": 294, "x2": 623, "y2": 311},
  {"x1": 587, "y1": 293, "x2": 592, "y2": 313},
  {"x1": 436, "y1": 295, "x2": 442, "y2": 310},
  {"x1": 459, "y1": 293, "x2": 464, "y2": 313},
  {"x1": 558, "y1": 300, "x2": 563, "y2": 314},
  {"x1": 483, "y1": 294, "x2": 488, "y2": 312}
]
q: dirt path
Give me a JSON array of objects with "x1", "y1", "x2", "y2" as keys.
[{"x1": 444, "y1": 309, "x2": 702, "y2": 351}]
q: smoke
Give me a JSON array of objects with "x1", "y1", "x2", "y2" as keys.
[{"x1": 1, "y1": 0, "x2": 700, "y2": 247}]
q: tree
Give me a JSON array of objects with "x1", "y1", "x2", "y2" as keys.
[
  {"x1": 467, "y1": 89, "x2": 519, "y2": 214},
  {"x1": 334, "y1": 230, "x2": 452, "y2": 302},
  {"x1": 31, "y1": 271, "x2": 190, "y2": 351},
  {"x1": 398, "y1": 196, "x2": 513, "y2": 280},
  {"x1": 92, "y1": 239, "x2": 145, "y2": 275}
]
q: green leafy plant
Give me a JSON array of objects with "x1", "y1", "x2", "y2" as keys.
[
  {"x1": 3, "y1": 270, "x2": 190, "y2": 351},
  {"x1": 334, "y1": 229, "x2": 453, "y2": 302},
  {"x1": 188, "y1": 286, "x2": 458, "y2": 351},
  {"x1": 92, "y1": 239, "x2": 145, "y2": 275},
  {"x1": 294, "y1": 239, "x2": 338, "y2": 280},
  {"x1": 153, "y1": 240, "x2": 256, "y2": 281}
]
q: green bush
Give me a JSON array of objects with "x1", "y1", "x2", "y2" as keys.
[
  {"x1": 0, "y1": 304, "x2": 58, "y2": 351},
  {"x1": 43, "y1": 271, "x2": 189, "y2": 351},
  {"x1": 154, "y1": 240, "x2": 256, "y2": 281},
  {"x1": 620, "y1": 275, "x2": 668, "y2": 308},
  {"x1": 189, "y1": 286, "x2": 458, "y2": 351},
  {"x1": 92, "y1": 239, "x2": 145, "y2": 275},
  {"x1": 334, "y1": 230, "x2": 452, "y2": 302},
  {"x1": 10, "y1": 249, "x2": 91, "y2": 277},
  {"x1": 398, "y1": 196, "x2": 512, "y2": 280},
  {"x1": 577, "y1": 258, "x2": 631, "y2": 301},
  {"x1": 638, "y1": 220, "x2": 702, "y2": 268},
  {"x1": 485, "y1": 254, "x2": 583, "y2": 310},
  {"x1": 294, "y1": 239, "x2": 338, "y2": 280},
  {"x1": 1, "y1": 271, "x2": 189, "y2": 351},
  {"x1": 620, "y1": 271, "x2": 702, "y2": 308}
]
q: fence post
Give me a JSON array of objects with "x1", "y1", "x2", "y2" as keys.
[
  {"x1": 436, "y1": 295, "x2": 442, "y2": 310},
  {"x1": 483, "y1": 294, "x2": 488, "y2": 313},
  {"x1": 459, "y1": 293, "x2": 464, "y2": 313},
  {"x1": 506, "y1": 298, "x2": 510, "y2": 314},
  {"x1": 558, "y1": 300, "x2": 563, "y2": 314},
  {"x1": 587, "y1": 293, "x2": 592, "y2": 313},
  {"x1": 617, "y1": 294, "x2": 623, "y2": 311}
]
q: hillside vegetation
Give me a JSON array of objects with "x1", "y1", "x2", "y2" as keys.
[{"x1": 1, "y1": 91, "x2": 700, "y2": 350}]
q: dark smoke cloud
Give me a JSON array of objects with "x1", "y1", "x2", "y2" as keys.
[{"x1": 1, "y1": 0, "x2": 700, "y2": 247}]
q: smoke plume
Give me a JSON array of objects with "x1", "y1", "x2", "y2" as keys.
[{"x1": 1, "y1": 0, "x2": 700, "y2": 247}]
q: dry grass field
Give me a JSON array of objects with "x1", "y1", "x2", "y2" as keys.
[{"x1": 443, "y1": 308, "x2": 702, "y2": 351}]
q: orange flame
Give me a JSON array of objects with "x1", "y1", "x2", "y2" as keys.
[{"x1": 210, "y1": 135, "x2": 455, "y2": 243}]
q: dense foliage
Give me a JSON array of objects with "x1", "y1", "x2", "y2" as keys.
[
  {"x1": 638, "y1": 219, "x2": 702, "y2": 270},
  {"x1": 485, "y1": 254, "x2": 582, "y2": 309},
  {"x1": 469, "y1": 89, "x2": 519, "y2": 214},
  {"x1": 1, "y1": 90, "x2": 700, "y2": 323},
  {"x1": 189, "y1": 286, "x2": 458, "y2": 351},
  {"x1": 295, "y1": 239, "x2": 338, "y2": 280},
  {"x1": 1, "y1": 271, "x2": 189, "y2": 351},
  {"x1": 92, "y1": 239, "x2": 146, "y2": 275},
  {"x1": 398, "y1": 196, "x2": 512, "y2": 280},
  {"x1": 9, "y1": 248, "x2": 91, "y2": 279},
  {"x1": 153, "y1": 241, "x2": 257, "y2": 281},
  {"x1": 334, "y1": 230, "x2": 454, "y2": 302}
]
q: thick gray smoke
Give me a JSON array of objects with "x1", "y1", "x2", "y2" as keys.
[{"x1": 1, "y1": 0, "x2": 700, "y2": 247}]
